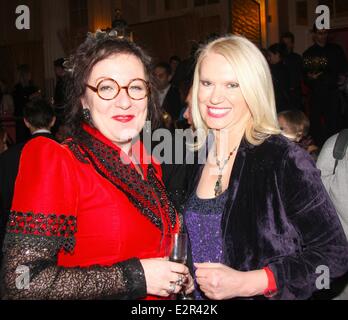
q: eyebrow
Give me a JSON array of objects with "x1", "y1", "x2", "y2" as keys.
[
  {"x1": 94, "y1": 76, "x2": 108, "y2": 84},
  {"x1": 200, "y1": 79, "x2": 239, "y2": 84},
  {"x1": 224, "y1": 80, "x2": 239, "y2": 84}
]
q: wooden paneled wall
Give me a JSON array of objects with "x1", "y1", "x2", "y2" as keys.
[
  {"x1": 0, "y1": 0, "x2": 44, "y2": 91},
  {"x1": 131, "y1": 13, "x2": 221, "y2": 63}
]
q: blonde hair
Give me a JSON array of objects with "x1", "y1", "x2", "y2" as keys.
[{"x1": 191, "y1": 35, "x2": 280, "y2": 149}]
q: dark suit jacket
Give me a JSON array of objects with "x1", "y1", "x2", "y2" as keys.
[
  {"x1": 0, "y1": 132, "x2": 56, "y2": 260},
  {"x1": 161, "y1": 85, "x2": 183, "y2": 122},
  {"x1": 158, "y1": 131, "x2": 197, "y2": 215},
  {"x1": 187, "y1": 134, "x2": 348, "y2": 299}
]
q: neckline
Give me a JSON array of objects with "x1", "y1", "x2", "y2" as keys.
[
  {"x1": 195, "y1": 188, "x2": 229, "y2": 201},
  {"x1": 82, "y1": 123, "x2": 152, "y2": 179}
]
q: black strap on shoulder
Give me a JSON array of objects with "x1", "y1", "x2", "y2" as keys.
[{"x1": 332, "y1": 129, "x2": 348, "y2": 174}]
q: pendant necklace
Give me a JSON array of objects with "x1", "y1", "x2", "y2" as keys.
[{"x1": 214, "y1": 145, "x2": 237, "y2": 197}]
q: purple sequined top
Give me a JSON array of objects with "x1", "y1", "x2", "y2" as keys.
[{"x1": 184, "y1": 190, "x2": 229, "y2": 300}]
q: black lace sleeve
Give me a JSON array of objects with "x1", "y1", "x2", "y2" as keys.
[{"x1": 1, "y1": 233, "x2": 147, "y2": 300}]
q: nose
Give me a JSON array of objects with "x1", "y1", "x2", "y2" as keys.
[
  {"x1": 116, "y1": 87, "x2": 132, "y2": 109},
  {"x1": 210, "y1": 85, "x2": 225, "y2": 105}
]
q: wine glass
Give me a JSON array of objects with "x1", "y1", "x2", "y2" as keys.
[{"x1": 164, "y1": 233, "x2": 193, "y2": 300}]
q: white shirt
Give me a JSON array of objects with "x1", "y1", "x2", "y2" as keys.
[
  {"x1": 157, "y1": 85, "x2": 171, "y2": 107},
  {"x1": 32, "y1": 129, "x2": 52, "y2": 135}
]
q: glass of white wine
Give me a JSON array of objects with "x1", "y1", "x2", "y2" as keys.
[{"x1": 164, "y1": 233, "x2": 193, "y2": 300}]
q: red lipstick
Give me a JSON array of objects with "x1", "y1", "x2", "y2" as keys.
[{"x1": 112, "y1": 115, "x2": 135, "y2": 123}]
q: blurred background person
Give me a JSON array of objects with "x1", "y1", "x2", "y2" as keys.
[
  {"x1": 316, "y1": 130, "x2": 348, "y2": 300},
  {"x1": 0, "y1": 127, "x2": 8, "y2": 154},
  {"x1": 169, "y1": 55, "x2": 181, "y2": 80},
  {"x1": 0, "y1": 98, "x2": 56, "y2": 266},
  {"x1": 303, "y1": 25, "x2": 348, "y2": 146},
  {"x1": 0, "y1": 80, "x2": 14, "y2": 116},
  {"x1": 153, "y1": 62, "x2": 183, "y2": 129},
  {"x1": 267, "y1": 43, "x2": 292, "y2": 112},
  {"x1": 182, "y1": 86, "x2": 194, "y2": 129},
  {"x1": 160, "y1": 84, "x2": 196, "y2": 217},
  {"x1": 52, "y1": 58, "x2": 69, "y2": 135},
  {"x1": 280, "y1": 32, "x2": 304, "y2": 111},
  {"x1": 278, "y1": 109, "x2": 318, "y2": 160},
  {"x1": 12, "y1": 64, "x2": 41, "y2": 143}
]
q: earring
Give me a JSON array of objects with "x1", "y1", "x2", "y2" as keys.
[
  {"x1": 82, "y1": 108, "x2": 92, "y2": 123},
  {"x1": 144, "y1": 120, "x2": 151, "y2": 134},
  {"x1": 144, "y1": 113, "x2": 151, "y2": 134}
]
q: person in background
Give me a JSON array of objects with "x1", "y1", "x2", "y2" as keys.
[
  {"x1": 1, "y1": 31, "x2": 193, "y2": 300},
  {"x1": 303, "y1": 24, "x2": 348, "y2": 146},
  {"x1": 153, "y1": 62, "x2": 183, "y2": 129},
  {"x1": 278, "y1": 109, "x2": 318, "y2": 160},
  {"x1": 0, "y1": 127, "x2": 8, "y2": 154},
  {"x1": 12, "y1": 64, "x2": 40, "y2": 143},
  {"x1": 184, "y1": 35, "x2": 348, "y2": 300},
  {"x1": 0, "y1": 80, "x2": 15, "y2": 116},
  {"x1": 280, "y1": 32, "x2": 304, "y2": 111},
  {"x1": 316, "y1": 132, "x2": 348, "y2": 300},
  {"x1": 160, "y1": 85, "x2": 196, "y2": 216},
  {"x1": 52, "y1": 58, "x2": 69, "y2": 134},
  {"x1": 169, "y1": 55, "x2": 181, "y2": 79},
  {"x1": 0, "y1": 99, "x2": 56, "y2": 266},
  {"x1": 267, "y1": 43, "x2": 292, "y2": 112},
  {"x1": 183, "y1": 86, "x2": 194, "y2": 129},
  {"x1": 171, "y1": 41, "x2": 198, "y2": 100},
  {"x1": 176, "y1": 83, "x2": 194, "y2": 130}
]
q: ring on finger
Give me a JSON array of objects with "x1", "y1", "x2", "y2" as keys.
[
  {"x1": 176, "y1": 274, "x2": 184, "y2": 286},
  {"x1": 167, "y1": 281, "x2": 176, "y2": 294}
]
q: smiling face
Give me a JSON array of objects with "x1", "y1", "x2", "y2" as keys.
[
  {"x1": 82, "y1": 53, "x2": 148, "y2": 147},
  {"x1": 198, "y1": 52, "x2": 251, "y2": 132}
]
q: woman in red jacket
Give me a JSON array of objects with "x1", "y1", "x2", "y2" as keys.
[{"x1": 1, "y1": 31, "x2": 193, "y2": 299}]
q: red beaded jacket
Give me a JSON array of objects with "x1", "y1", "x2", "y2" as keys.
[{"x1": 1, "y1": 124, "x2": 179, "y2": 299}]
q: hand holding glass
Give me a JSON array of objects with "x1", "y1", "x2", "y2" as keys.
[{"x1": 164, "y1": 233, "x2": 192, "y2": 300}]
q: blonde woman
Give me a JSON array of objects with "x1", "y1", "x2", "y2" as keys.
[{"x1": 183, "y1": 35, "x2": 348, "y2": 300}]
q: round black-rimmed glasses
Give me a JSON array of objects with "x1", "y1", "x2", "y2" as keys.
[{"x1": 86, "y1": 78, "x2": 150, "y2": 101}]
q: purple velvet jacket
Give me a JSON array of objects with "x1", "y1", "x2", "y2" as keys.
[{"x1": 187, "y1": 134, "x2": 348, "y2": 300}]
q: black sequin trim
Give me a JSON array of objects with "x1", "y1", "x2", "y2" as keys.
[
  {"x1": 6, "y1": 211, "x2": 77, "y2": 253},
  {"x1": 62, "y1": 139, "x2": 89, "y2": 164},
  {"x1": 1, "y1": 234, "x2": 147, "y2": 300},
  {"x1": 64, "y1": 130, "x2": 177, "y2": 232}
]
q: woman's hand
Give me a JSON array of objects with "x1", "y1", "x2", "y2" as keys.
[
  {"x1": 140, "y1": 258, "x2": 190, "y2": 297},
  {"x1": 184, "y1": 273, "x2": 195, "y2": 294},
  {"x1": 194, "y1": 263, "x2": 268, "y2": 300}
]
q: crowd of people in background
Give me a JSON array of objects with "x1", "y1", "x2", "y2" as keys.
[{"x1": 2, "y1": 27, "x2": 346, "y2": 153}]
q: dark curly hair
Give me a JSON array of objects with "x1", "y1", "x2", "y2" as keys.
[
  {"x1": 63, "y1": 31, "x2": 161, "y2": 136},
  {"x1": 268, "y1": 42, "x2": 288, "y2": 60}
]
